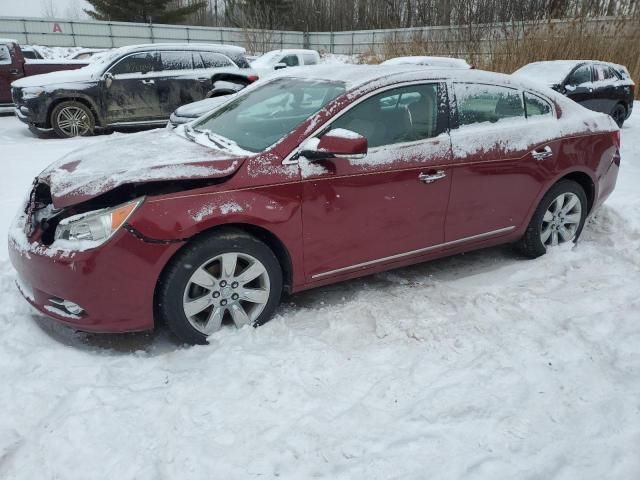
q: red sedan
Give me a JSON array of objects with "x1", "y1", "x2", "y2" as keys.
[{"x1": 9, "y1": 65, "x2": 620, "y2": 344}]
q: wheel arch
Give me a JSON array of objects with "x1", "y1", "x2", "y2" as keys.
[
  {"x1": 158, "y1": 222, "x2": 294, "y2": 297},
  {"x1": 47, "y1": 94, "x2": 103, "y2": 128}
]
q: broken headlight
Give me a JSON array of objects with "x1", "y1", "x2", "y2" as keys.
[{"x1": 54, "y1": 198, "x2": 143, "y2": 247}]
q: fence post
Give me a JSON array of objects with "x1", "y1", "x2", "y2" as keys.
[
  {"x1": 149, "y1": 23, "x2": 154, "y2": 43},
  {"x1": 186, "y1": 27, "x2": 190, "y2": 43},
  {"x1": 69, "y1": 21, "x2": 76, "y2": 46},
  {"x1": 22, "y1": 19, "x2": 29, "y2": 44},
  {"x1": 108, "y1": 22, "x2": 114, "y2": 48}
]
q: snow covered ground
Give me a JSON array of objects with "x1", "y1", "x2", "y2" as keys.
[{"x1": 0, "y1": 107, "x2": 639, "y2": 479}]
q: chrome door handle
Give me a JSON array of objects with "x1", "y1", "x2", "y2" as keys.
[
  {"x1": 9, "y1": 68, "x2": 19, "y2": 75},
  {"x1": 141, "y1": 79, "x2": 155, "y2": 85},
  {"x1": 196, "y1": 77, "x2": 209, "y2": 82},
  {"x1": 418, "y1": 170, "x2": 446, "y2": 184},
  {"x1": 532, "y1": 146, "x2": 553, "y2": 161}
]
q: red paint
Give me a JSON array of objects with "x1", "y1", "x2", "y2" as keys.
[{"x1": 9, "y1": 73, "x2": 620, "y2": 333}]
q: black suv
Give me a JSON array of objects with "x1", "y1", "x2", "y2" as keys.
[
  {"x1": 514, "y1": 60, "x2": 635, "y2": 127},
  {"x1": 11, "y1": 43, "x2": 256, "y2": 137}
]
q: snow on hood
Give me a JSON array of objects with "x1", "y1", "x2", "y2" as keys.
[
  {"x1": 39, "y1": 128, "x2": 247, "y2": 208},
  {"x1": 174, "y1": 96, "x2": 231, "y2": 118},
  {"x1": 12, "y1": 66, "x2": 97, "y2": 88}
]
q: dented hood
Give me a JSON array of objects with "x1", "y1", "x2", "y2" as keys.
[{"x1": 40, "y1": 128, "x2": 247, "y2": 208}]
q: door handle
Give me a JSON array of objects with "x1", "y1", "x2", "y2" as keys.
[
  {"x1": 196, "y1": 77, "x2": 209, "y2": 82},
  {"x1": 531, "y1": 145, "x2": 553, "y2": 161},
  {"x1": 141, "y1": 79, "x2": 155, "y2": 85},
  {"x1": 9, "y1": 69, "x2": 19, "y2": 75},
  {"x1": 418, "y1": 170, "x2": 446, "y2": 184}
]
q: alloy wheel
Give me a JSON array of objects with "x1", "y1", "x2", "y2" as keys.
[
  {"x1": 56, "y1": 106, "x2": 92, "y2": 137},
  {"x1": 182, "y1": 252, "x2": 270, "y2": 335},
  {"x1": 540, "y1": 192, "x2": 582, "y2": 247}
]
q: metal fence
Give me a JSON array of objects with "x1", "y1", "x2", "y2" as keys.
[{"x1": 0, "y1": 15, "x2": 628, "y2": 56}]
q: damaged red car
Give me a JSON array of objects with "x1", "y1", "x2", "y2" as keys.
[{"x1": 9, "y1": 65, "x2": 620, "y2": 344}]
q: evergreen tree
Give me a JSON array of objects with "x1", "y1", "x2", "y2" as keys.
[{"x1": 84, "y1": 0, "x2": 207, "y2": 24}]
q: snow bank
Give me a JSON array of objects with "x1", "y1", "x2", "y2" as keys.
[{"x1": 0, "y1": 105, "x2": 639, "y2": 479}]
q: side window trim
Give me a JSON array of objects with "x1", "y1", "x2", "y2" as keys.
[{"x1": 282, "y1": 80, "x2": 449, "y2": 165}]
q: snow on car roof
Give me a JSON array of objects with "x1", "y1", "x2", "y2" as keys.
[
  {"x1": 512, "y1": 60, "x2": 587, "y2": 86},
  {"x1": 269, "y1": 64, "x2": 549, "y2": 94},
  {"x1": 381, "y1": 56, "x2": 471, "y2": 69},
  {"x1": 114, "y1": 43, "x2": 246, "y2": 55},
  {"x1": 0, "y1": 38, "x2": 18, "y2": 44}
]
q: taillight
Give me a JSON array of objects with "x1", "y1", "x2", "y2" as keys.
[
  {"x1": 612, "y1": 129, "x2": 620, "y2": 147},
  {"x1": 247, "y1": 75, "x2": 259, "y2": 82}
]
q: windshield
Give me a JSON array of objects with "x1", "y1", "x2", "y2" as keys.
[
  {"x1": 251, "y1": 51, "x2": 283, "y2": 68},
  {"x1": 191, "y1": 78, "x2": 346, "y2": 152}
]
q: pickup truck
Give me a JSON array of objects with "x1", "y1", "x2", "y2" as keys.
[{"x1": 0, "y1": 38, "x2": 87, "y2": 109}]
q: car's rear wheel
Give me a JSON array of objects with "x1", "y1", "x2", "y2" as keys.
[
  {"x1": 517, "y1": 180, "x2": 587, "y2": 258},
  {"x1": 610, "y1": 103, "x2": 626, "y2": 128},
  {"x1": 157, "y1": 229, "x2": 283, "y2": 345},
  {"x1": 51, "y1": 101, "x2": 95, "y2": 138}
]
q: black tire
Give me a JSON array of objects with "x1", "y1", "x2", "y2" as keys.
[
  {"x1": 610, "y1": 103, "x2": 626, "y2": 128},
  {"x1": 156, "y1": 229, "x2": 283, "y2": 345},
  {"x1": 517, "y1": 180, "x2": 588, "y2": 259},
  {"x1": 51, "y1": 101, "x2": 95, "y2": 138}
]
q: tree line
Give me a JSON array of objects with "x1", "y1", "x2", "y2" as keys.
[{"x1": 84, "y1": 0, "x2": 639, "y2": 29}]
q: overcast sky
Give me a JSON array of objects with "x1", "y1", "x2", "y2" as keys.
[{"x1": 0, "y1": 0, "x2": 91, "y2": 19}]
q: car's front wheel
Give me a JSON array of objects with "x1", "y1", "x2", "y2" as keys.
[
  {"x1": 51, "y1": 101, "x2": 95, "y2": 138},
  {"x1": 517, "y1": 180, "x2": 588, "y2": 258},
  {"x1": 157, "y1": 229, "x2": 283, "y2": 345}
]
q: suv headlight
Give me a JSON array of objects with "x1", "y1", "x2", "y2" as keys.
[
  {"x1": 22, "y1": 87, "x2": 46, "y2": 100},
  {"x1": 54, "y1": 198, "x2": 143, "y2": 247}
]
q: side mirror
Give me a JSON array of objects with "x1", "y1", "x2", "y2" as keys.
[
  {"x1": 300, "y1": 128, "x2": 368, "y2": 160},
  {"x1": 103, "y1": 72, "x2": 114, "y2": 88},
  {"x1": 274, "y1": 62, "x2": 287, "y2": 70}
]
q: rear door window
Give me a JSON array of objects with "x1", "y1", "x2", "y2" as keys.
[
  {"x1": 159, "y1": 51, "x2": 194, "y2": 71},
  {"x1": 0, "y1": 45, "x2": 11, "y2": 65},
  {"x1": 200, "y1": 52, "x2": 234, "y2": 68},
  {"x1": 454, "y1": 83, "x2": 524, "y2": 126},
  {"x1": 110, "y1": 52, "x2": 159, "y2": 75}
]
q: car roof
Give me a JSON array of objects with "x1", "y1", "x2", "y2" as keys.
[
  {"x1": 270, "y1": 64, "x2": 544, "y2": 93},
  {"x1": 114, "y1": 43, "x2": 246, "y2": 56},
  {"x1": 0, "y1": 38, "x2": 18, "y2": 45},
  {"x1": 264, "y1": 49, "x2": 319, "y2": 55}
]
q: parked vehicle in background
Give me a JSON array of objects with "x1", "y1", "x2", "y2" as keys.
[
  {"x1": 381, "y1": 56, "x2": 472, "y2": 69},
  {"x1": 169, "y1": 69, "x2": 259, "y2": 127},
  {"x1": 11, "y1": 43, "x2": 256, "y2": 138},
  {"x1": 9, "y1": 65, "x2": 620, "y2": 344},
  {"x1": 251, "y1": 49, "x2": 320, "y2": 76},
  {"x1": 513, "y1": 60, "x2": 635, "y2": 127},
  {"x1": 70, "y1": 48, "x2": 108, "y2": 61},
  {"x1": 21, "y1": 45, "x2": 46, "y2": 60},
  {"x1": 0, "y1": 38, "x2": 87, "y2": 109}
]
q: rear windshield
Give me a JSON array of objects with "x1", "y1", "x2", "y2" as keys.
[{"x1": 192, "y1": 78, "x2": 346, "y2": 152}]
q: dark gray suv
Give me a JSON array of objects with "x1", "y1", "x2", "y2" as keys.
[{"x1": 11, "y1": 43, "x2": 256, "y2": 137}]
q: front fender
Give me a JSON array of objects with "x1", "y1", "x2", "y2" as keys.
[{"x1": 127, "y1": 182, "x2": 305, "y2": 288}]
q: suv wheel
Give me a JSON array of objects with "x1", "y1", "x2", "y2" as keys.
[
  {"x1": 610, "y1": 103, "x2": 626, "y2": 128},
  {"x1": 517, "y1": 180, "x2": 587, "y2": 258},
  {"x1": 51, "y1": 101, "x2": 95, "y2": 138},
  {"x1": 157, "y1": 230, "x2": 283, "y2": 345}
]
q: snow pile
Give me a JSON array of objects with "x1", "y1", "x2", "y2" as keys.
[{"x1": 0, "y1": 106, "x2": 639, "y2": 478}]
